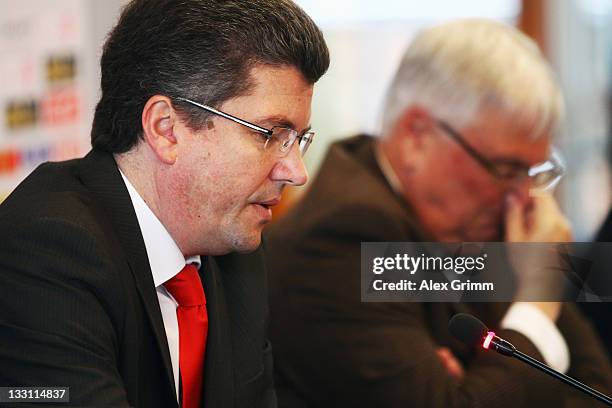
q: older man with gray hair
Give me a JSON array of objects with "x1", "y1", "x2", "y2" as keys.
[{"x1": 266, "y1": 19, "x2": 612, "y2": 407}]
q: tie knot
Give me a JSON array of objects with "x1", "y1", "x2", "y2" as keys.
[{"x1": 163, "y1": 264, "x2": 206, "y2": 306}]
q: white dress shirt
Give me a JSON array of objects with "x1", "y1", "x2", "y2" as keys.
[
  {"x1": 374, "y1": 146, "x2": 570, "y2": 373},
  {"x1": 120, "y1": 170, "x2": 200, "y2": 400}
]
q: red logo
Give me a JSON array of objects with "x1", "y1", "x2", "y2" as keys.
[{"x1": 41, "y1": 87, "x2": 80, "y2": 126}]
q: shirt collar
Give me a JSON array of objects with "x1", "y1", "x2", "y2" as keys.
[
  {"x1": 119, "y1": 170, "x2": 201, "y2": 287},
  {"x1": 374, "y1": 142, "x2": 404, "y2": 195}
]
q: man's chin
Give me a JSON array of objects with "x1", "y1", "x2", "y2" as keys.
[
  {"x1": 234, "y1": 244, "x2": 261, "y2": 254},
  {"x1": 229, "y1": 230, "x2": 263, "y2": 254}
]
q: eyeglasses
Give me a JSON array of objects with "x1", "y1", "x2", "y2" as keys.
[
  {"x1": 436, "y1": 119, "x2": 565, "y2": 192},
  {"x1": 175, "y1": 97, "x2": 314, "y2": 157}
]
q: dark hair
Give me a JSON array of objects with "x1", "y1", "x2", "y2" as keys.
[{"x1": 91, "y1": 0, "x2": 330, "y2": 153}]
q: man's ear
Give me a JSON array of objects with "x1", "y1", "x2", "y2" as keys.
[
  {"x1": 397, "y1": 105, "x2": 435, "y2": 144},
  {"x1": 141, "y1": 96, "x2": 178, "y2": 164},
  {"x1": 394, "y1": 105, "x2": 436, "y2": 168}
]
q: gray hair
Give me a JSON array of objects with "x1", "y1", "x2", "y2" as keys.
[{"x1": 382, "y1": 19, "x2": 563, "y2": 138}]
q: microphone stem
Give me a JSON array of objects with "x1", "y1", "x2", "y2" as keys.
[{"x1": 513, "y1": 350, "x2": 612, "y2": 406}]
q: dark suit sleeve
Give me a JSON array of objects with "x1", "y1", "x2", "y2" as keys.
[
  {"x1": 268, "y1": 206, "x2": 570, "y2": 408},
  {"x1": 557, "y1": 303, "x2": 612, "y2": 407},
  {"x1": 0, "y1": 216, "x2": 131, "y2": 407}
]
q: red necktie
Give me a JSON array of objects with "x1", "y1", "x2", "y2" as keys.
[{"x1": 164, "y1": 264, "x2": 208, "y2": 408}]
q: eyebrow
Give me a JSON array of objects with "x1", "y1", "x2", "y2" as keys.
[{"x1": 255, "y1": 115, "x2": 312, "y2": 134}]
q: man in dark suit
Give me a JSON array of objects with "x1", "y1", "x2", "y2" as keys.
[
  {"x1": 579, "y1": 85, "x2": 612, "y2": 359},
  {"x1": 266, "y1": 20, "x2": 612, "y2": 407},
  {"x1": 0, "y1": 1, "x2": 329, "y2": 407}
]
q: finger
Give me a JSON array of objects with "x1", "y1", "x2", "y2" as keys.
[
  {"x1": 528, "y1": 193, "x2": 560, "y2": 233},
  {"x1": 504, "y1": 193, "x2": 526, "y2": 241},
  {"x1": 531, "y1": 192, "x2": 558, "y2": 215}
]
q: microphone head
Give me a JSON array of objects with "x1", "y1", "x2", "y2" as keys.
[{"x1": 448, "y1": 313, "x2": 488, "y2": 346}]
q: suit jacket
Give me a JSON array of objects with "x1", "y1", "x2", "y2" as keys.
[
  {"x1": 578, "y1": 209, "x2": 612, "y2": 359},
  {"x1": 265, "y1": 134, "x2": 612, "y2": 407},
  {"x1": 0, "y1": 149, "x2": 276, "y2": 407}
]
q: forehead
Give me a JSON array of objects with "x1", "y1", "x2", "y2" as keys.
[{"x1": 219, "y1": 64, "x2": 314, "y2": 130}]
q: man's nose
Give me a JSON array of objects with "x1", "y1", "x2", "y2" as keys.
[{"x1": 270, "y1": 144, "x2": 308, "y2": 186}]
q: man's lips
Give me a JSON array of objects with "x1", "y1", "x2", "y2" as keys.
[
  {"x1": 249, "y1": 197, "x2": 281, "y2": 222},
  {"x1": 247, "y1": 197, "x2": 279, "y2": 223},
  {"x1": 253, "y1": 197, "x2": 281, "y2": 209}
]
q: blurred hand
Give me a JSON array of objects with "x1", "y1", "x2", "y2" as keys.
[
  {"x1": 436, "y1": 347, "x2": 464, "y2": 381},
  {"x1": 504, "y1": 192, "x2": 571, "y2": 322},
  {"x1": 505, "y1": 192, "x2": 572, "y2": 243}
]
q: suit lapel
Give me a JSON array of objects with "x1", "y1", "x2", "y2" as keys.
[
  {"x1": 201, "y1": 256, "x2": 234, "y2": 407},
  {"x1": 77, "y1": 149, "x2": 177, "y2": 403}
]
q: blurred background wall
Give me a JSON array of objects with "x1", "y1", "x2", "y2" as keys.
[
  {"x1": 0, "y1": 0, "x2": 610, "y2": 240},
  {"x1": 0, "y1": 0, "x2": 124, "y2": 200}
]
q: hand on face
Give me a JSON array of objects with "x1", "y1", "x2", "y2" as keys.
[
  {"x1": 504, "y1": 192, "x2": 570, "y2": 322},
  {"x1": 504, "y1": 192, "x2": 572, "y2": 243}
]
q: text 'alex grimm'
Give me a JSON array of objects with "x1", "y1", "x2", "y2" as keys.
[{"x1": 372, "y1": 279, "x2": 495, "y2": 292}]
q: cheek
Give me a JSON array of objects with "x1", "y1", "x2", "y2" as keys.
[
  {"x1": 431, "y1": 153, "x2": 483, "y2": 195},
  {"x1": 460, "y1": 174, "x2": 504, "y2": 208},
  {"x1": 436, "y1": 159, "x2": 502, "y2": 212},
  {"x1": 183, "y1": 131, "x2": 277, "y2": 208},
  {"x1": 211, "y1": 158, "x2": 274, "y2": 209},
  {"x1": 444, "y1": 151, "x2": 493, "y2": 194}
]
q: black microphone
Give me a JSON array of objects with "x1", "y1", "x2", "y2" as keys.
[{"x1": 449, "y1": 313, "x2": 612, "y2": 406}]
